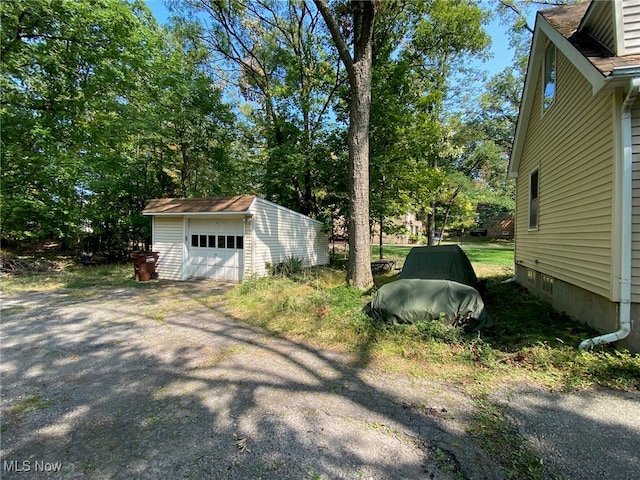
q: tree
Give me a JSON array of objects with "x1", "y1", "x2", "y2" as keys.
[
  {"x1": 144, "y1": 23, "x2": 238, "y2": 198},
  {"x1": 366, "y1": 0, "x2": 491, "y2": 246},
  {"x1": 170, "y1": 0, "x2": 344, "y2": 217},
  {"x1": 314, "y1": 0, "x2": 375, "y2": 289},
  {"x1": 1, "y1": 1, "x2": 239, "y2": 253},
  {"x1": 80, "y1": 23, "x2": 239, "y2": 254},
  {"x1": 1, "y1": 0, "x2": 160, "y2": 246}
]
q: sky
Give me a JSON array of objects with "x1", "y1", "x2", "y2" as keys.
[{"x1": 144, "y1": 0, "x2": 528, "y2": 78}]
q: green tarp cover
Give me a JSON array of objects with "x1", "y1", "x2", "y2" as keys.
[
  {"x1": 399, "y1": 245, "x2": 478, "y2": 287},
  {"x1": 368, "y1": 279, "x2": 492, "y2": 331}
]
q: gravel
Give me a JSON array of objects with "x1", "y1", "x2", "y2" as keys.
[
  {"x1": 1, "y1": 283, "x2": 501, "y2": 479},
  {"x1": 4, "y1": 282, "x2": 638, "y2": 480}
]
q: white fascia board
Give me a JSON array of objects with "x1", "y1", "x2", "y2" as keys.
[
  {"x1": 144, "y1": 211, "x2": 251, "y2": 217},
  {"x1": 247, "y1": 195, "x2": 258, "y2": 213},
  {"x1": 509, "y1": 13, "x2": 606, "y2": 178},
  {"x1": 508, "y1": 16, "x2": 544, "y2": 179},
  {"x1": 538, "y1": 16, "x2": 606, "y2": 94}
]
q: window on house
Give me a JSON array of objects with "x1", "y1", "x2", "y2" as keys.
[
  {"x1": 529, "y1": 169, "x2": 539, "y2": 229},
  {"x1": 543, "y1": 43, "x2": 556, "y2": 111}
]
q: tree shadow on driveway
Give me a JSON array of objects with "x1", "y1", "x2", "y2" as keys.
[{"x1": 1, "y1": 287, "x2": 501, "y2": 479}]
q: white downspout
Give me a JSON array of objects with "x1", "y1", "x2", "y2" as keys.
[{"x1": 580, "y1": 78, "x2": 640, "y2": 349}]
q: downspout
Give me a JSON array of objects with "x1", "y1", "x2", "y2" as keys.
[{"x1": 580, "y1": 77, "x2": 640, "y2": 349}]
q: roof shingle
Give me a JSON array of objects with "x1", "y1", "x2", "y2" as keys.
[
  {"x1": 143, "y1": 196, "x2": 256, "y2": 214},
  {"x1": 540, "y1": 2, "x2": 640, "y2": 77}
]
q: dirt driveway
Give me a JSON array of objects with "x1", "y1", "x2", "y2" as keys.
[{"x1": 1, "y1": 282, "x2": 501, "y2": 479}]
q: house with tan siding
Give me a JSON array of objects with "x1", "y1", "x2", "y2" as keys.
[
  {"x1": 142, "y1": 196, "x2": 329, "y2": 282},
  {"x1": 509, "y1": 0, "x2": 640, "y2": 352}
]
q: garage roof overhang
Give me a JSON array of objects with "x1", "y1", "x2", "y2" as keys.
[{"x1": 142, "y1": 196, "x2": 257, "y2": 216}]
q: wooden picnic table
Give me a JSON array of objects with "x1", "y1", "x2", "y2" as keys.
[{"x1": 371, "y1": 259, "x2": 396, "y2": 273}]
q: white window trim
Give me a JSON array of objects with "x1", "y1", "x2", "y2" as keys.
[
  {"x1": 528, "y1": 167, "x2": 540, "y2": 230},
  {"x1": 542, "y1": 43, "x2": 556, "y2": 113}
]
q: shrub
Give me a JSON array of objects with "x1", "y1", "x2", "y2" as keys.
[{"x1": 267, "y1": 256, "x2": 304, "y2": 277}]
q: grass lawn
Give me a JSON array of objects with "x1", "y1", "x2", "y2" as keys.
[
  {"x1": 221, "y1": 240, "x2": 639, "y2": 392},
  {"x1": 372, "y1": 240, "x2": 514, "y2": 279}
]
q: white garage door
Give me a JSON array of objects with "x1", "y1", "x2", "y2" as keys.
[{"x1": 187, "y1": 219, "x2": 245, "y2": 281}]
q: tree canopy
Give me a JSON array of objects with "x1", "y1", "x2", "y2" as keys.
[{"x1": 2, "y1": 0, "x2": 526, "y2": 278}]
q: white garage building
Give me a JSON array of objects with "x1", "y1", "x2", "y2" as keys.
[{"x1": 142, "y1": 196, "x2": 329, "y2": 282}]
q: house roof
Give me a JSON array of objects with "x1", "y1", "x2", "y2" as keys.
[
  {"x1": 508, "y1": 1, "x2": 640, "y2": 178},
  {"x1": 541, "y1": 2, "x2": 640, "y2": 77},
  {"x1": 143, "y1": 196, "x2": 256, "y2": 215}
]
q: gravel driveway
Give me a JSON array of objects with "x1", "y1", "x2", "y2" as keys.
[{"x1": 1, "y1": 282, "x2": 501, "y2": 479}]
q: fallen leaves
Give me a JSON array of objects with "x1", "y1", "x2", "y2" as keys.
[{"x1": 233, "y1": 433, "x2": 250, "y2": 453}]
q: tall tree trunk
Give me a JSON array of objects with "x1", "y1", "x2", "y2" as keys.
[
  {"x1": 347, "y1": 63, "x2": 373, "y2": 286},
  {"x1": 379, "y1": 175, "x2": 384, "y2": 260},
  {"x1": 315, "y1": 0, "x2": 375, "y2": 289},
  {"x1": 428, "y1": 207, "x2": 436, "y2": 246}
]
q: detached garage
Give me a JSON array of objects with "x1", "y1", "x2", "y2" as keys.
[{"x1": 142, "y1": 196, "x2": 329, "y2": 282}]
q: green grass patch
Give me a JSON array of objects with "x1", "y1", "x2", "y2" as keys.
[
  {"x1": 6, "y1": 394, "x2": 52, "y2": 416},
  {"x1": 2, "y1": 394, "x2": 53, "y2": 432},
  {"x1": 469, "y1": 400, "x2": 554, "y2": 480},
  {"x1": 224, "y1": 267, "x2": 640, "y2": 391},
  {"x1": 371, "y1": 241, "x2": 514, "y2": 279}
]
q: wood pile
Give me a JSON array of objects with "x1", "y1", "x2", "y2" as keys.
[{"x1": 1, "y1": 256, "x2": 67, "y2": 275}]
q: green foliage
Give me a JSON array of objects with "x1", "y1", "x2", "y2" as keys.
[
  {"x1": 1, "y1": 0, "x2": 158, "y2": 244},
  {"x1": 368, "y1": 0, "x2": 503, "y2": 243},
  {"x1": 174, "y1": 0, "x2": 345, "y2": 217},
  {"x1": 267, "y1": 256, "x2": 304, "y2": 277},
  {"x1": 1, "y1": 1, "x2": 240, "y2": 252}
]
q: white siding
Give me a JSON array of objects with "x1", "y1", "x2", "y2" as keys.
[
  {"x1": 250, "y1": 198, "x2": 329, "y2": 276},
  {"x1": 623, "y1": 0, "x2": 640, "y2": 54},
  {"x1": 152, "y1": 216, "x2": 184, "y2": 280},
  {"x1": 147, "y1": 197, "x2": 329, "y2": 281},
  {"x1": 243, "y1": 218, "x2": 253, "y2": 278}
]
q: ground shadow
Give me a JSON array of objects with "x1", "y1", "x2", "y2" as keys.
[
  {"x1": 492, "y1": 385, "x2": 640, "y2": 480},
  {"x1": 1, "y1": 285, "x2": 501, "y2": 479}
]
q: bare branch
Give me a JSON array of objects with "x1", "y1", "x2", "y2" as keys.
[{"x1": 498, "y1": 0, "x2": 534, "y2": 34}]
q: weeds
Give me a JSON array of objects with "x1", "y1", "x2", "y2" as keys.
[
  {"x1": 2, "y1": 394, "x2": 52, "y2": 432},
  {"x1": 469, "y1": 400, "x2": 556, "y2": 480},
  {"x1": 224, "y1": 267, "x2": 640, "y2": 391},
  {"x1": 1, "y1": 259, "x2": 141, "y2": 292},
  {"x1": 267, "y1": 256, "x2": 305, "y2": 276}
]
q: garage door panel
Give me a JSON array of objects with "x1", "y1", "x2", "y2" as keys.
[{"x1": 187, "y1": 219, "x2": 244, "y2": 281}]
